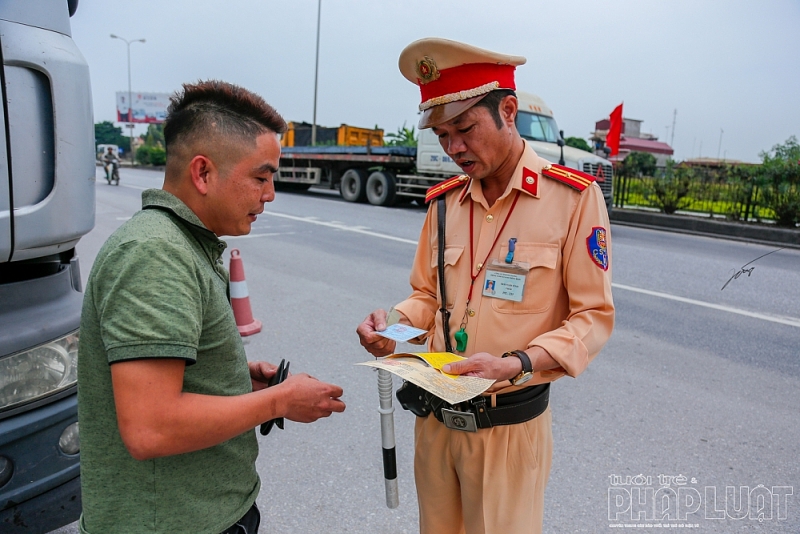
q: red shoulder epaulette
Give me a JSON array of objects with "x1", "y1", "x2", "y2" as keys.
[
  {"x1": 540, "y1": 164, "x2": 596, "y2": 192},
  {"x1": 425, "y1": 174, "x2": 470, "y2": 203}
]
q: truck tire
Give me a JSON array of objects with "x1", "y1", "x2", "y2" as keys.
[
  {"x1": 340, "y1": 169, "x2": 367, "y2": 203},
  {"x1": 366, "y1": 171, "x2": 397, "y2": 207}
]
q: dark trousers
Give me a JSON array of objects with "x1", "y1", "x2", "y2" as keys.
[{"x1": 220, "y1": 503, "x2": 260, "y2": 534}]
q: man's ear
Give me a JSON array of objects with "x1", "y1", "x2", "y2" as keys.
[
  {"x1": 188, "y1": 155, "x2": 216, "y2": 195},
  {"x1": 500, "y1": 95, "x2": 518, "y2": 128}
]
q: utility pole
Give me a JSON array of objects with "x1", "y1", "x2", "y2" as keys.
[
  {"x1": 110, "y1": 34, "x2": 145, "y2": 165},
  {"x1": 670, "y1": 109, "x2": 677, "y2": 148},
  {"x1": 311, "y1": 0, "x2": 322, "y2": 146},
  {"x1": 717, "y1": 128, "x2": 724, "y2": 161}
]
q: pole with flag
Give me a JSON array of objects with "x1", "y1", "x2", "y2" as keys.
[
  {"x1": 607, "y1": 103, "x2": 624, "y2": 157},
  {"x1": 377, "y1": 369, "x2": 399, "y2": 508}
]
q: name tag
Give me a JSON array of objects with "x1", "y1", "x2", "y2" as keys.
[{"x1": 482, "y1": 260, "x2": 530, "y2": 302}]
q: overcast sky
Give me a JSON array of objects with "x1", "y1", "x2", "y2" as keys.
[{"x1": 71, "y1": 0, "x2": 799, "y2": 163}]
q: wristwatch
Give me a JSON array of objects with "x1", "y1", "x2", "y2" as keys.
[{"x1": 502, "y1": 350, "x2": 534, "y2": 386}]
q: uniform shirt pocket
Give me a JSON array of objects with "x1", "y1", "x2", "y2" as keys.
[
  {"x1": 491, "y1": 242, "x2": 559, "y2": 314},
  {"x1": 430, "y1": 245, "x2": 464, "y2": 310}
]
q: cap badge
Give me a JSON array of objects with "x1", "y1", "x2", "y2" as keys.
[{"x1": 416, "y1": 56, "x2": 440, "y2": 84}]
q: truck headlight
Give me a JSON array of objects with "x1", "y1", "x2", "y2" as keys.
[{"x1": 0, "y1": 331, "x2": 79, "y2": 412}]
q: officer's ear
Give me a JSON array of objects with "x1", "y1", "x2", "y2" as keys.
[{"x1": 499, "y1": 95, "x2": 518, "y2": 129}]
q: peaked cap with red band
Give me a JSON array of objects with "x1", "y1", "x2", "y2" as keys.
[{"x1": 399, "y1": 38, "x2": 526, "y2": 129}]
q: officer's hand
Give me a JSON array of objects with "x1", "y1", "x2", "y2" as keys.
[
  {"x1": 248, "y1": 361, "x2": 279, "y2": 391},
  {"x1": 356, "y1": 309, "x2": 396, "y2": 357},
  {"x1": 442, "y1": 352, "x2": 521, "y2": 381},
  {"x1": 279, "y1": 373, "x2": 346, "y2": 423}
]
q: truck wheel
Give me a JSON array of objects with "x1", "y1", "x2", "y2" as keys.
[
  {"x1": 366, "y1": 171, "x2": 396, "y2": 207},
  {"x1": 340, "y1": 169, "x2": 367, "y2": 203}
]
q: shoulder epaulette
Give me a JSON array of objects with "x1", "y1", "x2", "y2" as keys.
[
  {"x1": 540, "y1": 164, "x2": 596, "y2": 192},
  {"x1": 425, "y1": 174, "x2": 470, "y2": 203}
]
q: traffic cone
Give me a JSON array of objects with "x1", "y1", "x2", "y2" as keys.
[{"x1": 228, "y1": 248, "x2": 262, "y2": 336}]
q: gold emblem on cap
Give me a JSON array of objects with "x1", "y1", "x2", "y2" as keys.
[{"x1": 416, "y1": 56, "x2": 440, "y2": 84}]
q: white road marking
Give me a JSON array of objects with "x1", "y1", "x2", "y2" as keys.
[
  {"x1": 238, "y1": 210, "x2": 800, "y2": 328},
  {"x1": 116, "y1": 217, "x2": 132, "y2": 221},
  {"x1": 612, "y1": 283, "x2": 800, "y2": 328},
  {"x1": 227, "y1": 232, "x2": 296, "y2": 240},
  {"x1": 261, "y1": 211, "x2": 418, "y2": 245},
  {"x1": 120, "y1": 184, "x2": 148, "y2": 190}
]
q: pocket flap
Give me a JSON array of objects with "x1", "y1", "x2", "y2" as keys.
[
  {"x1": 505, "y1": 242, "x2": 559, "y2": 269},
  {"x1": 430, "y1": 245, "x2": 465, "y2": 268}
]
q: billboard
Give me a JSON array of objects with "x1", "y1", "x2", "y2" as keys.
[{"x1": 116, "y1": 91, "x2": 170, "y2": 124}]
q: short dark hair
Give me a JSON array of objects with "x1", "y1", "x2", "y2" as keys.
[
  {"x1": 473, "y1": 89, "x2": 517, "y2": 129},
  {"x1": 164, "y1": 80, "x2": 287, "y2": 153}
]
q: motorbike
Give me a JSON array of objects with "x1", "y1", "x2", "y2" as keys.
[{"x1": 104, "y1": 159, "x2": 120, "y2": 185}]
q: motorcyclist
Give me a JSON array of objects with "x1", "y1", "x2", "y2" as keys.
[{"x1": 103, "y1": 147, "x2": 120, "y2": 183}]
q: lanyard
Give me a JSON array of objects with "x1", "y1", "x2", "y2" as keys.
[{"x1": 453, "y1": 190, "x2": 521, "y2": 352}]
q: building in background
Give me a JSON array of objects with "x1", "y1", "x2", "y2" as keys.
[{"x1": 592, "y1": 117, "x2": 674, "y2": 167}]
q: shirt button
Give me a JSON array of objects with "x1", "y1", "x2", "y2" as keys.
[
  {"x1": 468, "y1": 309, "x2": 476, "y2": 317},
  {"x1": 486, "y1": 214, "x2": 494, "y2": 222},
  {"x1": 476, "y1": 262, "x2": 483, "y2": 271}
]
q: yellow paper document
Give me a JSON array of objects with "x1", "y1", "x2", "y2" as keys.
[{"x1": 357, "y1": 352, "x2": 495, "y2": 405}]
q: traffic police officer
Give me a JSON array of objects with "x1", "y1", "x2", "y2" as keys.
[{"x1": 357, "y1": 38, "x2": 614, "y2": 534}]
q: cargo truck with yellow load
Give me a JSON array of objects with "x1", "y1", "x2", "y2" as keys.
[{"x1": 276, "y1": 92, "x2": 613, "y2": 209}]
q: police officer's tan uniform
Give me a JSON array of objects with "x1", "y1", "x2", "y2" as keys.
[{"x1": 391, "y1": 38, "x2": 615, "y2": 534}]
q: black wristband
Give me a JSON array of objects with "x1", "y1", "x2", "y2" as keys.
[{"x1": 503, "y1": 350, "x2": 533, "y2": 374}]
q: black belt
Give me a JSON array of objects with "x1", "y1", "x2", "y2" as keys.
[{"x1": 398, "y1": 382, "x2": 550, "y2": 432}]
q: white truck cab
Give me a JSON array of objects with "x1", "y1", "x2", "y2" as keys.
[{"x1": 416, "y1": 91, "x2": 613, "y2": 209}]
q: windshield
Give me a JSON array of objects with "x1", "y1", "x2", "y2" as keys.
[{"x1": 516, "y1": 111, "x2": 560, "y2": 144}]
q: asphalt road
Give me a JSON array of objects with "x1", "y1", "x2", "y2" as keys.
[{"x1": 52, "y1": 167, "x2": 800, "y2": 533}]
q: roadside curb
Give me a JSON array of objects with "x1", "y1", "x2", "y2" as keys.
[{"x1": 610, "y1": 209, "x2": 800, "y2": 249}]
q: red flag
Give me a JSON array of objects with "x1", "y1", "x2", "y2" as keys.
[{"x1": 606, "y1": 103, "x2": 623, "y2": 156}]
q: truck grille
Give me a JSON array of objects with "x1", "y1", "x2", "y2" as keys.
[{"x1": 582, "y1": 162, "x2": 613, "y2": 198}]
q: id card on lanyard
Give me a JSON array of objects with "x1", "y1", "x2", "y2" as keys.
[{"x1": 482, "y1": 259, "x2": 530, "y2": 302}]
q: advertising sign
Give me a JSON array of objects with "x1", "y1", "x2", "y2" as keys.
[{"x1": 116, "y1": 91, "x2": 170, "y2": 124}]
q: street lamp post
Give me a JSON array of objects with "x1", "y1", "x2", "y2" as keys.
[
  {"x1": 110, "y1": 34, "x2": 145, "y2": 164},
  {"x1": 311, "y1": 0, "x2": 321, "y2": 146}
]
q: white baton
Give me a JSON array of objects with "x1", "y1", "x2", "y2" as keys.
[{"x1": 377, "y1": 369, "x2": 399, "y2": 508}]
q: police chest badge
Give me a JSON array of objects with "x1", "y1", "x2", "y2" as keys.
[{"x1": 586, "y1": 227, "x2": 609, "y2": 271}]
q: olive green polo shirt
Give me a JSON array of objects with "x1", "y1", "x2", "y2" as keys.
[{"x1": 77, "y1": 189, "x2": 259, "y2": 534}]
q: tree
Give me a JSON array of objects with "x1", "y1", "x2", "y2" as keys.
[
  {"x1": 385, "y1": 122, "x2": 417, "y2": 147},
  {"x1": 565, "y1": 136, "x2": 591, "y2": 153},
  {"x1": 94, "y1": 121, "x2": 128, "y2": 147},
  {"x1": 619, "y1": 151, "x2": 657, "y2": 178},
  {"x1": 139, "y1": 124, "x2": 165, "y2": 148},
  {"x1": 757, "y1": 135, "x2": 800, "y2": 227},
  {"x1": 649, "y1": 159, "x2": 693, "y2": 214}
]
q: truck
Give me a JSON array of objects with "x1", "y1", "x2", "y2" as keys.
[
  {"x1": 0, "y1": 1, "x2": 94, "y2": 532},
  {"x1": 275, "y1": 91, "x2": 614, "y2": 209}
]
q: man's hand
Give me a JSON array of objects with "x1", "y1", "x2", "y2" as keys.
[
  {"x1": 356, "y1": 309, "x2": 396, "y2": 357},
  {"x1": 277, "y1": 374, "x2": 346, "y2": 423},
  {"x1": 441, "y1": 352, "x2": 521, "y2": 381},
  {"x1": 248, "y1": 361, "x2": 278, "y2": 391}
]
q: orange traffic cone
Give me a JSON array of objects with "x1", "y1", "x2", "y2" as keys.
[{"x1": 228, "y1": 248, "x2": 262, "y2": 336}]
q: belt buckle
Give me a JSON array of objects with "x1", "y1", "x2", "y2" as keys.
[{"x1": 441, "y1": 408, "x2": 477, "y2": 432}]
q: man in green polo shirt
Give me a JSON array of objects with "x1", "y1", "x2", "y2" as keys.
[{"x1": 78, "y1": 80, "x2": 346, "y2": 534}]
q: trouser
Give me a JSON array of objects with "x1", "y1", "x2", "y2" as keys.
[
  {"x1": 414, "y1": 406, "x2": 553, "y2": 534},
  {"x1": 219, "y1": 503, "x2": 260, "y2": 534}
]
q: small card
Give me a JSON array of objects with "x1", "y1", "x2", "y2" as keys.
[
  {"x1": 483, "y1": 269, "x2": 527, "y2": 302},
  {"x1": 376, "y1": 323, "x2": 428, "y2": 342}
]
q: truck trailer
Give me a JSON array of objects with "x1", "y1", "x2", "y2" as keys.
[{"x1": 275, "y1": 91, "x2": 613, "y2": 209}]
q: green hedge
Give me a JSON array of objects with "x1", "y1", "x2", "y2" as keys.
[{"x1": 135, "y1": 146, "x2": 166, "y2": 166}]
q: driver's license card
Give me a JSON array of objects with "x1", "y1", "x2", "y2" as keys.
[{"x1": 376, "y1": 324, "x2": 428, "y2": 343}]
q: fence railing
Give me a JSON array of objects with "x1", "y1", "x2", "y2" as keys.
[{"x1": 612, "y1": 173, "x2": 797, "y2": 223}]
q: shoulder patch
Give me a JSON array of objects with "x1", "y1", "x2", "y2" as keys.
[
  {"x1": 425, "y1": 174, "x2": 470, "y2": 203},
  {"x1": 541, "y1": 163, "x2": 596, "y2": 192}
]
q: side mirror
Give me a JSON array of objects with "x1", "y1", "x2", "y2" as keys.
[{"x1": 557, "y1": 130, "x2": 565, "y2": 147}]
